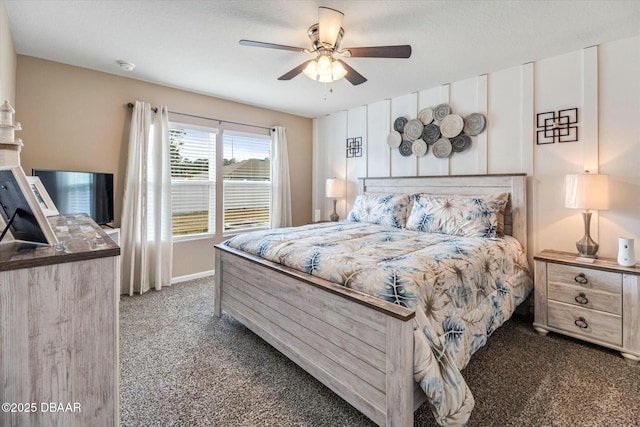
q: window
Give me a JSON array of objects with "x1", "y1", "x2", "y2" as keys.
[
  {"x1": 223, "y1": 132, "x2": 271, "y2": 234},
  {"x1": 169, "y1": 124, "x2": 216, "y2": 237},
  {"x1": 168, "y1": 124, "x2": 271, "y2": 239}
]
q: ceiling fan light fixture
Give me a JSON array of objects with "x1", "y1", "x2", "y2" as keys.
[
  {"x1": 303, "y1": 52, "x2": 346, "y2": 83},
  {"x1": 317, "y1": 73, "x2": 333, "y2": 83},
  {"x1": 317, "y1": 55, "x2": 332, "y2": 73},
  {"x1": 318, "y1": 7, "x2": 344, "y2": 47},
  {"x1": 331, "y1": 60, "x2": 347, "y2": 80},
  {"x1": 317, "y1": 56, "x2": 336, "y2": 82},
  {"x1": 303, "y1": 60, "x2": 319, "y2": 80}
]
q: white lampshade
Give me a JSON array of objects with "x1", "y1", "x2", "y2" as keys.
[
  {"x1": 318, "y1": 72, "x2": 333, "y2": 83},
  {"x1": 302, "y1": 60, "x2": 319, "y2": 80},
  {"x1": 318, "y1": 6, "x2": 344, "y2": 46},
  {"x1": 325, "y1": 178, "x2": 344, "y2": 198},
  {"x1": 331, "y1": 60, "x2": 347, "y2": 80},
  {"x1": 565, "y1": 173, "x2": 609, "y2": 210},
  {"x1": 317, "y1": 55, "x2": 332, "y2": 74}
]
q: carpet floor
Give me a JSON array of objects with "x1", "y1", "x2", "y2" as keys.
[{"x1": 120, "y1": 277, "x2": 640, "y2": 426}]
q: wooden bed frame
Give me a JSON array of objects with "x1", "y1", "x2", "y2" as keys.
[{"x1": 214, "y1": 174, "x2": 527, "y2": 426}]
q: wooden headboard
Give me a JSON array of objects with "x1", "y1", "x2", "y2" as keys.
[{"x1": 359, "y1": 174, "x2": 527, "y2": 251}]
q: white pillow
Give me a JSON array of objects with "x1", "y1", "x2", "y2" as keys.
[
  {"x1": 405, "y1": 194, "x2": 508, "y2": 238},
  {"x1": 347, "y1": 193, "x2": 411, "y2": 228}
]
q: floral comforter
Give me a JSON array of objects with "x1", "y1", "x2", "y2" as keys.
[{"x1": 223, "y1": 221, "x2": 532, "y2": 426}]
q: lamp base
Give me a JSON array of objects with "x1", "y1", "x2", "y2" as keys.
[
  {"x1": 576, "y1": 244, "x2": 599, "y2": 259},
  {"x1": 330, "y1": 199, "x2": 339, "y2": 222},
  {"x1": 576, "y1": 211, "x2": 599, "y2": 258}
]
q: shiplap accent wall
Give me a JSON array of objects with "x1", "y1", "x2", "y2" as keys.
[{"x1": 313, "y1": 35, "x2": 640, "y2": 260}]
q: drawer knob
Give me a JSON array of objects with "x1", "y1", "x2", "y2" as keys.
[
  {"x1": 575, "y1": 292, "x2": 589, "y2": 305},
  {"x1": 574, "y1": 316, "x2": 589, "y2": 329},
  {"x1": 574, "y1": 273, "x2": 588, "y2": 285}
]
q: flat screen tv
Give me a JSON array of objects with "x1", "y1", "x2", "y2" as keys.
[{"x1": 32, "y1": 169, "x2": 114, "y2": 225}]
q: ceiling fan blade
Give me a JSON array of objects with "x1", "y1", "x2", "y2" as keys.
[
  {"x1": 343, "y1": 45, "x2": 412, "y2": 58},
  {"x1": 239, "y1": 39, "x2": 306, "y2": 53},
  {"x1": 278, "y1": 60, "x2": 313, "y2": 80},
  {"x1": 335, "y1": 60, "x2": 367, "y2": 86},
  {"x1": 318, "y1": 6, "x2": 344, "y2": 47}
]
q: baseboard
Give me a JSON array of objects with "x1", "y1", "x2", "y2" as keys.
[{"x1": 171, "y1": 269, "x2": 215, "y2": 284}]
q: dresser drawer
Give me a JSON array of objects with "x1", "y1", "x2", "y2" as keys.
[
  {"x1": 547, "y1": 300, "x2": 622, "y2": 346},
  {"x1": 548, "y1": 281, "x2": 622, "y2": 315},
  {"x1": 548, "y1": 263, "x2": 621, "y2": 294}
]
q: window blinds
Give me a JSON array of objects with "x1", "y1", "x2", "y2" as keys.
[
  {"x1": 222, "y1": 133, "x2": 271, "y2": 233},
  {"x1": 169, "y1": 126, "x2": 216, "y2": 236}
]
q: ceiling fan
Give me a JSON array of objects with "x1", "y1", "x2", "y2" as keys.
[{"x1": 239, "y1": 6, "x2": 412, "y2": 86}]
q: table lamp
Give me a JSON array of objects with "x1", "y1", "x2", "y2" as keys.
[
  {"x1": 564, "y1": 172, "x2": 609, "y2": 258},
  {"x1": 325, "y1": 178, "x2": 343, "y2": 222}
]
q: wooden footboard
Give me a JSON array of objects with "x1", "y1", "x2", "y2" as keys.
[{"x1": 214, "y1": 245, "x2": 420, "y2": 426}]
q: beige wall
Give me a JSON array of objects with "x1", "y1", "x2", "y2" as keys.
[
  {"x1": 0, "y1": 0, "x2": 16, "y2": 104},
  {"x1": 16, "y1": 55, "x2": 312, "y2": 279}
]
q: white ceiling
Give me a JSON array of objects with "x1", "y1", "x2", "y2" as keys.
[{"x1": 5, "y1": 1, "x2": 640, "y2": 118}]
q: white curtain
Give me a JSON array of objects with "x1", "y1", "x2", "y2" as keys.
[
  {"x1": 120, "y1": 101, "x2": 173, "y2": 295},
  {"x1": 270, "y1": 126, "x2": 292, "y2": 228}
]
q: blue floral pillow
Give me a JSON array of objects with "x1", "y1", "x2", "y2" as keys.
[
  {"x1": 347, "y1": 194, "x2": 411, "y2": 228},
  {"x1": 405, "y1": 194, "x2": 508, "y2": 238}
]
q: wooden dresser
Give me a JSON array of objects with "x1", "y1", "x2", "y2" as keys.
[
  {"x1": 0, "y1": 214, "x2": 120, "y2": 426},
  {"x1": 534, "y1": 249, "x2": 640, "y2": 364}
]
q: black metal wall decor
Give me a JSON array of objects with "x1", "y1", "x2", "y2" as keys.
[
  {"x1": 536, "y1": 108, "x2": 578, "y2": 145},
  {"x1": 346, "y1": 137, "x2": 363, "y2": 158}
]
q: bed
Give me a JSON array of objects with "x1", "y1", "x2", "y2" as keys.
[{"x1": 214, "y1": 174, "x2": 532, "y2": 426}]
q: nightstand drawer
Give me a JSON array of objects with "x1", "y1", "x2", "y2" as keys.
[
  {"x1": 548, "y1": 300, "x2": 622, "y2": 346},
  {"x1": 548, "y1": 263, "x2": 621, "y2": 294},
  {"x1": 548, "y1": 282, "x2": 622, "y2": 315}
]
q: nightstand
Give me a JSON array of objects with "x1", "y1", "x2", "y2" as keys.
[{"x1": 534, "y1": 250, "x2": 640, "y2": 364}]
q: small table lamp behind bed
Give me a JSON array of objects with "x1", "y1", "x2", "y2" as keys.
[{"x1": 325, "y1": 178, "x2": 344, "y2": 222}]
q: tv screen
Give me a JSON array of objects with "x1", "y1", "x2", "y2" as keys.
[{"x1": 32, "y1": 169, "x2": 114, "y2": 225}]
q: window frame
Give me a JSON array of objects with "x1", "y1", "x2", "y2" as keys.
[{"x1": 168, "y1": 123, "x2": 273, "y2": 242}]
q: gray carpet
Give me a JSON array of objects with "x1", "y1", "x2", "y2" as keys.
[{"x1": 120, "y1": 278, "x2": 640, "y2": 427}]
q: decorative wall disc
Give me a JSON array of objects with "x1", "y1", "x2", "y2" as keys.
[
  {"x1": 418, "y1": 108, "x2": 434, "y2": 125},
  {"x1": 412, "y1": 139, "x2": 428, "y2": 156},
  {"x1": 432, "y1": 138, "x2": 453, "y2": 158},
  {"x1": 439, "y1": 114, "x2": 463, "y2": 138},
  {"x1": 451, "y1": 134, "x2": 471, "y2": 152},
  {"x1": 404, "y1": 119, "x2": 424, "y2": 141},
  {"x1": 463, "y1": 113, "x2": 486, "y2": 135},
  {"x1": 387, "y1": 130, "x2": 402, "y2": 148},
  {"x1": 399, "y1": 140, "x2": 413, "y2": 157},
  {"x1": 393, "y1": 117, "x2": 408, "y2": 133},
  {"x1": 383, "y1": 104, "x2": 486, "y2": 162},
  {"x1": 422, "y1": 123, "x2": 441, "y2": 145},
  {"x1": 433, "y1": 103, "x2": 451, "y2": 122}
]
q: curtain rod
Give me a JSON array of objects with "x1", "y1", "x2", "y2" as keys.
[{"x1": 126, "y1": 103, "x2": 273, "y2": 131}]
